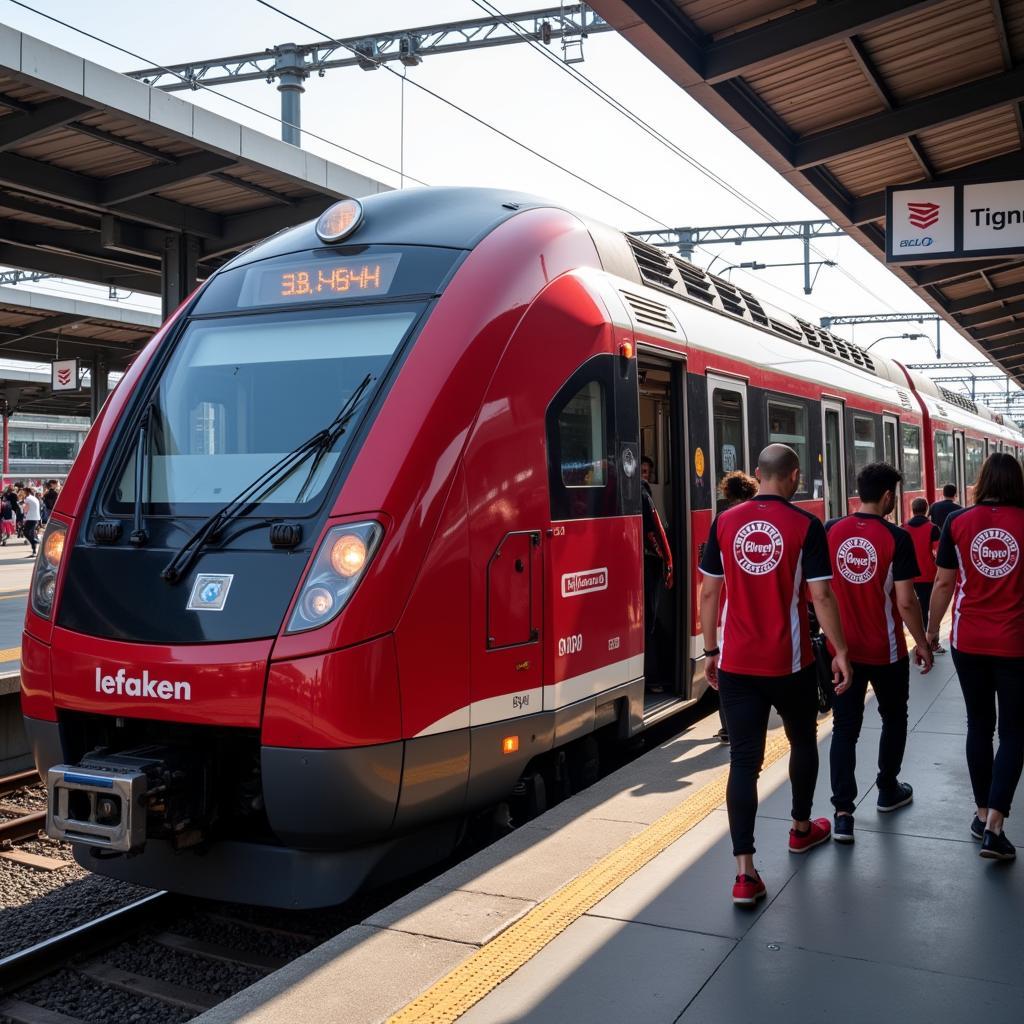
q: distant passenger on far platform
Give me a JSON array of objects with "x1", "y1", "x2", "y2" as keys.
[
  {"x1": 825, "y1": 463, "x2": 933, "y2": 844},
  {"x1": 700, "y1": 444, "x2": 851, "y2": 906},
  {"x1": 929, "y1": 483, "x2": 961, "y2": 529},
  {"x1": 712, "y1": 470, "x2": 759, "y2": 744},
  {"x1": 906, "y1": 496, "x2": 944, "y2": 653},
  {"x1": 22, "y1": 486, "x2": 40, "y2": 557},
  {"x1": 928, "y1": 453, "x2": 1024, "y2": 862}
]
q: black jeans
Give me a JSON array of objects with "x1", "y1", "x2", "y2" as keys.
[
  {"x1": 913, "y1": 582, "x2": 933, "y2": 632},
  {"x1": 23, "y1": 520, "x2": 37, "y2": 554},
  {"x1": 951, "y1": 648, "x2": 1024, "y2": 816},
  {"x1": 718, "y1": 665, "x2": 819, "y2": 856},
  {"x1": 830, "y1": 658, "x2": 910, "y2": 814}
]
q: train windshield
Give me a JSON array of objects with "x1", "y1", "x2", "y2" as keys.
[{"x1": 111, "y1": 303, "x2": 421, "y2": 516}]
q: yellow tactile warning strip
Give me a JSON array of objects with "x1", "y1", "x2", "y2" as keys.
[
  {"x1": 387, "y1": 726, "x2": 796, "y2": 1024},
  {"x1": 0, "y1": 591, "x2": 28, "y2": 602},
  {"x1": 0, "y1": 646, "x2": 21, "y2": 663}
]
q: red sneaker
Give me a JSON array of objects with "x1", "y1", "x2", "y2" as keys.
[
  {"x1": 789, "y1": 817, "x2": 831, "y2": 854},
  {"x1": 732, "y1": 873, "x2": 767, "y2": 906}
]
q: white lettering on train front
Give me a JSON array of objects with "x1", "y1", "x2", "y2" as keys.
[
  {"x1": 558, "y1": 634, "x2": 583, "y2": 656},
  {"x1": 95, "y1": 667, "x2": 192, "y2": 702}
]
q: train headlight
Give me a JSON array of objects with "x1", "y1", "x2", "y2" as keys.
[
  {"x1": 315, "y1": 199, "x2": 363, "y2": 243},
  {"x1": 287, "y1": 521, "x2": 382, "y2": 633},
  {"x1": 31, "y1": 519, "x2": 68, "y2": 619}
]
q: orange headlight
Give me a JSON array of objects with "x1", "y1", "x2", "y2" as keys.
[
  {"x1": 330, "y1": 534, "x2": 368, "y2": 578},
  {"x1": 44, "y1": 528, "x2": 65, "y2": 568},
  {"x1": 315, "y1": 199, "x2": 363, "y2": 243}
]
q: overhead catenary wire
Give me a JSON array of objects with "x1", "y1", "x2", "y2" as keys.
[
  {"x1": 467, "y1": 0, "x2": 900, "y2": 314},
  {"x1": 2, "y1": 0, "x2": 430, "y2": 186}
]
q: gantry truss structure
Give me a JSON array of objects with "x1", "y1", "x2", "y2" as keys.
[{"x1": 127, "y1": 5, "x2": 611, "y2": 144}]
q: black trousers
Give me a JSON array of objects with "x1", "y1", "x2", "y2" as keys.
[
  {"x1": 830, "y1": 658, "x2": 910, "y2": 814},
  {"x1": 718, "y1": 665, "x2": 819, "y2": 856},
  {"x1": 913, "y1": 582, "x2": 933, "y2": 632},
  {"x1": 951, "y1": 648, "x2": 1024, "y2": 816},
  {"x1": 23, "y1": 520, "x2": 37, "y2": 553}
]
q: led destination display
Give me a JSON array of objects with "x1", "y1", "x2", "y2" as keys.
[{"x1": 241, "y1": 253, "x2": 402, "y2": 305}]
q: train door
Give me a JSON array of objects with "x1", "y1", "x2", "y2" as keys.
[
  {"x1": 639, "y1": 354, "x2": 687, "y2": 710},
  {"x1": 882, "y1": 413, "x2": 902, "y2": 523},
  {"x1": 954, "y1": 432, "x2": 966, "y2": 500},
  {"x1": 821, "y1": 400, "x2": 847, "y2": 520},
  {"x1": 707, "y1": 374, "x2": 750, "y2": 511}
]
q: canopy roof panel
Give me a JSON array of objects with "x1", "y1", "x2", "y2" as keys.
[{"x1": 594, "y1": 0, "x2": 1024, "y2": 386}]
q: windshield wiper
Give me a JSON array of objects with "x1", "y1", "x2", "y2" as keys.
[
  {"x1": 129, "y1": 403, "x2": 154, "y2": 547},
  {"x1": 161, "y1": 373, "x2": 375, "y2": 584}
]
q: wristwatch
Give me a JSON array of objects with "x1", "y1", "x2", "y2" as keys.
[{"x1": 703, "y1": 646, "x2": 720, "y2": 658}]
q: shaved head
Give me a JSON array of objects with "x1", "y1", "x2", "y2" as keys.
[{"x1": 757, "y1": 443, "x2": 800, "y2": 481}]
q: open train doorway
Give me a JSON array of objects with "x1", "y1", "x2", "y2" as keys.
[{"x1": 637, "y1": 354, "x2": 687, "y2": 717}]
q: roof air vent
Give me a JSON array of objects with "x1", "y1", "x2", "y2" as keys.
[
  {"x1": 621, "y1": 291, "x2": 677, "y2": 333},
  {"x1": 626, "y1": 236, "x2": 677, "y2": 292}
]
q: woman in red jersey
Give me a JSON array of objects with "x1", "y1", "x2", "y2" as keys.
[{"x1": 928, "y1": 453, "x2": 1024, "y2": 862}]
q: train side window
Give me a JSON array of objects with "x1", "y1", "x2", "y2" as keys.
[
  {"x1": 901, "y1": 424, "x2": 922, "y2": 489},
  {"x1": 546, "y1": 356, "x2": 622, "y2": 521},
  {"x1": 853, "y1": 415, "x2": 877, "y2": 472},
  {"x1": 934, "y1": 431, "x2": 954, "y2": 488},
  {"x1": 767, "y1": 399, "x2": 807, "y2": 492},
  {"x1": 558, "y1": 380, "x2": 607, "y2": 488},
  {"x1": 965, "y1": 437, "x2": 985, "y2": 486},
  {"x1": 712, "y1": 387, "x2": 746, "y2": 484}
]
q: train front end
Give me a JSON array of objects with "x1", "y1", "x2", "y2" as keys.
[{"x1": 21, "y1": 188, "x2": 600, "y2": 906}]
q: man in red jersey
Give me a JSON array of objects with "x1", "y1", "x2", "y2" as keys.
[
  {"x1": 700, "y1": 443, "x2": 851, "y2": 906},
  {"x1": 905, "y1": 496, "x2": 944, "y2": 654},
  {"x1": 826, "y1": 464, "x2": 934, "y2": 844}
]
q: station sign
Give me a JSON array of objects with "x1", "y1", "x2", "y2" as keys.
[
  {"x1": 51, "y1": 358, "x2": 80, "y2": 392},
  {"x1": 886, "y1": 178, "x2": 1024, "y2": 262}
]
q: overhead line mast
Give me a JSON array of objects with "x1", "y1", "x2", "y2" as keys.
[{"x1": 126, "y1": 5, "x2": 611, "y2": 145}]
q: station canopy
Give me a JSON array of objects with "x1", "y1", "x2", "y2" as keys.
[
  {"x1": 593, "y1": 0, "x2": 1024, "y2": 386},
  {"x1": 0, "y1": 26, "x2": 388, "y2": 318},
  {"x1": 0, "y1": 284, "x2": 159, "y2": 415}
]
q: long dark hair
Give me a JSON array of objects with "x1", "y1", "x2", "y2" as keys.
[{"x1": 973, "y1": 452, "x2": 1024, "y2": 507}]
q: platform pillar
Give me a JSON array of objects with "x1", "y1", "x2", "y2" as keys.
[{"x1": 161, "y1": 232, "x2": 199, "y2": 320}]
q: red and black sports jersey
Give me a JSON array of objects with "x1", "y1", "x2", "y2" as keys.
[
  {"x1": 825, "y1": 513, "x2": 919, "y2": 665},
  {"x1": 936, "y1": 503, "x2": 1024, "y2": 658},
  {"x1": 905, "y1": 514, "x2": 940, "y2": 584},
  {"x1": 700, "y1": 494, "x2": 831, "y2": 676}
]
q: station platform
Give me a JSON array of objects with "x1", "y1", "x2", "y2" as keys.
[
  {"x1": 194, "y1": 633, "x2": 1022, "y2": 1024},
  {"x1": 0, "y1": 541, "x2": 31, "y2": 772}
]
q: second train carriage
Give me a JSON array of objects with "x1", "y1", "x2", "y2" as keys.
[{"x1": 25, "y1": 188, "x2": 1024, "y2": 906}]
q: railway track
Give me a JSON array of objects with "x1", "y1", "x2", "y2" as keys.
[{"x1": 0, "y1": 770, "x2": 51, "y2": 868}]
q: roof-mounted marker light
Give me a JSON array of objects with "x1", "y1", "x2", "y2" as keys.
[{"x1": 316, "y1": 199, "x2": 363, "y2": 243}]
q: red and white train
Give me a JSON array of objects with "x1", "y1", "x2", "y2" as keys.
[{"x1": 22, "y1": 188, "x2": 1023, "y2": 907}]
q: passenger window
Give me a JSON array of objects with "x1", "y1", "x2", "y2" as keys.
[
  {"x1": 965, "y1": 438, "x2": 985, "y2": 486},
  {"x1": 934, "y1": 431, "x2": 954, "y2": 489},
  {"x1": 712, "y1": 388, "x2": 745, "y2": 485},
  {"x1": 558, "y1": 380, "x2": 607, "y2": 488},
  {"x1": 853, "y1": 415, "x2": 877, "y2": 472},
  {"x1": 900, "y1": 424, "x2": 922, "y2": 489},
  {"x1": 767, "y1": 400, "x2": 807, "y2": 491}
]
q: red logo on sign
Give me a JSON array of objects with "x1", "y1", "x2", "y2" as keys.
[
  {"x1": 907, "y1": 201, "x2": 940, "y2": 229},
  {"x1": 56, "y1": 367, "x2": 72, "y2": 386}
]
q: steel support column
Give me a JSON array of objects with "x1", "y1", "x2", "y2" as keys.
[
  {"x1": 274, "y1": 44, "x2": 308, "y2": 146},
  {"x1": 90, "y1": 352, "x2": 108, "y2": 421},
  {"x1": 161, "y1": 232, "x2": 199, "y2": 320},
  {"x1": 2, "y1": 408, "x2": 8, "y2": 484}
]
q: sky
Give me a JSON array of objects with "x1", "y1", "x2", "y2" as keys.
[{"x1": 0, "y1": 0, "x2": 1020, "y2": 414}]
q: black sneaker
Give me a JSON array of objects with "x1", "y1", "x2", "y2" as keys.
[
  {"x1": 833, "y1": 814, "x2": 854, "y2": 844},
  {"x1": 970, "y1": 816, "x2": 986, "y2": 841},
  {"x1": 980, "y1": 830, "x2": 1016, "y2": 861},
  {"x1": 877, "y1": 782, "x2": 913, "y2": 813}
]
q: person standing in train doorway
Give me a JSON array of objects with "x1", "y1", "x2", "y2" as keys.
[
  {"x1": 700, "y1": 443, "x2": 851, "y2": 906},
  {"x1": 641, "y1": 456, "x2": 674, "y2": 693},
  {"x1": 928, "y1": 453, "x2": 1024, "y2": 862},
  {"x1": 905, "y1": 496, "x2": 945, "y2": 654},
  {"x1": 826, "y1": 463, "x2": 934, "y2": 845},
  {"x1": 930, "y1": 483, "x2": 961, "y2": 529}
]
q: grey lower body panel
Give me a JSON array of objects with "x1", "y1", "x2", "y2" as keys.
[
  {"x1": 73, "y1": 820, "x2": 462, "y2": 909},
  {"x1": 24, "y1": 715, "x2": 62, "y2": 779}
]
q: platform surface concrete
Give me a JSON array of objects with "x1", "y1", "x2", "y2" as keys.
[
  {"x1": 0, "y1": 541, "x2": 32, "y2": 770},
  {"x1": 195, "y1": 643, "x2": 1023, "y2": 1024}
]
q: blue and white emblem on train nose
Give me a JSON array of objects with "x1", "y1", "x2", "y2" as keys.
[{"x1": 187, "y1": 573, "x2": 234, "y2": 612}]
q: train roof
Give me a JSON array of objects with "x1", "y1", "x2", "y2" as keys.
[{"x1": 223, "y1": 187, "x2": 1022, "y2": 442}]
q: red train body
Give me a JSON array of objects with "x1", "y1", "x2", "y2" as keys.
[{"x1": 23, "y1": 189, "x2": 1024, "y2": 907}]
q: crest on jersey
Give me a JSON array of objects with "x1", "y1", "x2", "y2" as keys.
[
  {"x1": 970, "y1": 529, "x2": 1019, "y2": 579},
  {"x1": 733, "y1": 521, "x2": 784, "y2": 575},
  {"x1": 836, "y1": 537, "x2": 878, "y2": 584}
]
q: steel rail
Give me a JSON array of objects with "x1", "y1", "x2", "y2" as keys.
[
  {"x1": 0, "y1": 891, "x2": 176, "y2": 996},
  {"x1": 0, "y1": 810, "x2": 45, "y2": 843},
  {"x1": 0, "y1": 771, "x2": 39, "y2": 799}
]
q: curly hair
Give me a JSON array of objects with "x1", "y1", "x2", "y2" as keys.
[{"x1": 719, "y1": 470, "x2": 758, "y2": 505}]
